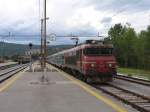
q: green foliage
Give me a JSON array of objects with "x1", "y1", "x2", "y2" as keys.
[{"x1": 109, "y1": 24, "x2": 150, "y2": 70}]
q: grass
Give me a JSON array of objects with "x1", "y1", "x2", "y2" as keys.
[{"x1": 117, "y1": 67, "x2": 150, "y2": 80}]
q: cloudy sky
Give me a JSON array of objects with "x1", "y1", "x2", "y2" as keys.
[{"x1": 0, "y1": 0, "x2": 150, "y2": 45}]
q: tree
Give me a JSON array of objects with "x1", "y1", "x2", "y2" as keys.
[
  {"x1": 108, "y1": 24, "x2": 126, "y2": 66},
  {"x1": 108, "y1": 24, "x2": 137, "y2": 68},
  {"x1": 108, "y1": 23, "x2": 150, "y2": 70}
]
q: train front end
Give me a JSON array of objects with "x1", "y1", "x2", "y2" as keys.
[{"x1": 82, "y1": 41, "x2": 116, "y2": 82}]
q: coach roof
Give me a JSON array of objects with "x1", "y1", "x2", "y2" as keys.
[{"x1": 49, "y1": 43, "x2": 113, "y2": 57}]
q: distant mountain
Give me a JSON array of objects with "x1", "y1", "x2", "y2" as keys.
[
  {"x1": 0, "y1": 42, "x2": 73, "y2": 57},
  {"x1": 47, "y1": 45, "x2": 73, "y2": 55}
]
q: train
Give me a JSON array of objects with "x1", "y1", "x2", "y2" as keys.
[
  {"x1": 17, "y1": 56, "x2": 30, "y2": 64},
  {"x1": 47, "y1": 40, "x2": 117, "y2": 82}
]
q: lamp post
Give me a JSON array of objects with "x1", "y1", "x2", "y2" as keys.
[
  {"x1": 43, "y1": 0, "x2": 47, "y2": 70},
  {"x1": 40, "y1": 17, "x2": 49, "y2": 70},
  {"x1": 39, "y1": 0, "x2": 50, "y2": 83}
]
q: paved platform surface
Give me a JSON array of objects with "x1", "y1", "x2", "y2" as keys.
[{"x1": 0, "y1": 64, "x2": 132, "y2": 112}]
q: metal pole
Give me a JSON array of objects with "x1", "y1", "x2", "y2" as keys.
[
  {"x1": 43, "y1": 0, "x2": 47, "y2": 69},
  {"x1": 29, "y1": 43, "x2": 33, "y2": 72},
  {"x1": 30, "y1": 52, "x2": 32, "y2": 71}
]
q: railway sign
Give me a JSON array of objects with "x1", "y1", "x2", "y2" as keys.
[
  {"x1": 71, "y1": 37, "x2": 79, "y2": 46},
  {"x1": 47, "y1": 33, "x2": 56, "y2": 43},
  {"x1": 29, "y1": 43, "x2": 33, "y2": 49}
]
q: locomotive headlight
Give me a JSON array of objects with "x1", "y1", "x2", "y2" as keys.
[
  {"x1": 108, "y1": 63, "x2": 112, "y2": 67},
  {"x1": 91, "y1": 63, "x2": 95, "y2": 67}
]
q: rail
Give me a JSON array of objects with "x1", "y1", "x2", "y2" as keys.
[
  {"x1": 0, "y1": 64, "x2": 28, "y2": 83},
  {"x1": 0, "y1": 63, "x2": 18, "y2": 71},
  {"x1": 115, "y1": 75, "x2": 150, "y2": 87},
  {"x1": 93, "y1": 84, "x2": 150, "y2": 112}
]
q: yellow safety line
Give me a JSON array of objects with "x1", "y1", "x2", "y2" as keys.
[
  {"x1": 0, "y1": 67, "x2": 28, "y2": 92},
  {"x1": 47, "y1": 64, "x2": 127, "y2": 112}
]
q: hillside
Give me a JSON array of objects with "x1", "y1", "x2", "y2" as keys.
[{"x1": 0, "y1": 42, "x2": 73, "y2": 57}]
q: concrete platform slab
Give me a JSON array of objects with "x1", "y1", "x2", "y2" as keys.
[{"x1": 0, "y1": 65, "x2": 128, "y2": 112}]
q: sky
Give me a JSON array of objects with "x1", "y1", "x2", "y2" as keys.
[{"x1": 0, "y1": 0, "x2": 150, "y2": 45}]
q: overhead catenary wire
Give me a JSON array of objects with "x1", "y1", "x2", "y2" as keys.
[
  {"x1": 111, "y1": 0, "x2": 142, "y2": 18},
  {"x1": 0, "y1": 0, "x2": 146, "y2": 42}
]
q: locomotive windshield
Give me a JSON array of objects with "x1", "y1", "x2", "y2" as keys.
[{"x1": 84, "y1": 47, "x2": 113, "y2": 56}]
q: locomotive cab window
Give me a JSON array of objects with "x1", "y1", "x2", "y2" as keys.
[{"x1": 84, "y1": 47, "x2": 113, "y2": 56}]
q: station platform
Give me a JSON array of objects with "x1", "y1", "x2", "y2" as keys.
[{"x1": 0, "y1": 63, "x2": 129, "y2": 112}]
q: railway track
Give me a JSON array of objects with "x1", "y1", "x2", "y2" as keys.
[
  {"x1": 115, "y1": 75, "x2": 150, "y2": 87},
  {"x1": 93, "y1": 84, "x2": 150, "y2": 112},
  {"x1": 0, "y1": 64, "x2": 28, "y2": 83},
  {"x1": 0, "y1": 63, "x2": 18, "y2": 71}
]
